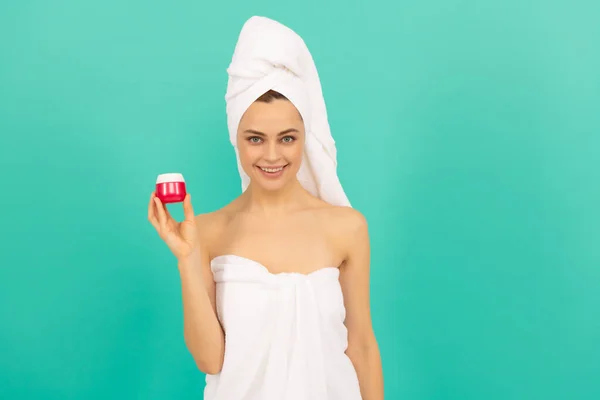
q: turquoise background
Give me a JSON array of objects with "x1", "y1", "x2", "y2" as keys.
[{"x1": 1, "y1": 0, "x2": 599, "y2": 399}]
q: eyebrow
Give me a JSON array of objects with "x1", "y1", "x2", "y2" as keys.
[{"x1": 243, "y1": 128, "x2": 299, "y2": 136}]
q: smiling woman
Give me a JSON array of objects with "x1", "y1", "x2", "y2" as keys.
[{"x1": 148, "y1": 16, "x2": 383, "y2": 400}]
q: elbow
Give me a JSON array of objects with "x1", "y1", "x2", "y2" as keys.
[
  {"x1": 189, "y1": 346, "x2": 224, "y2": 375},
  {"x1": 195, "y1": 357, "x2": 223, "y2": 375},
  {"x1": 347, "y1": 331, "x2": 379, "y2": 359},
  {"x1": 184, "y1": 332, "x2": 225, "y2": 375}
]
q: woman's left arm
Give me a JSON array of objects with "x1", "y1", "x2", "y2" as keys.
[{"x1": 339, "y1": 210, "x2": 384, "y2": 400}]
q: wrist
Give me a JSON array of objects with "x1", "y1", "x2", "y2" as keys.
[{"x1": 177, "y1": 250, "x2": 201, "y2": 270}]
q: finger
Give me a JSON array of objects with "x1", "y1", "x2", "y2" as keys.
[
  {"x1": 163, "y1": 203, "x2": 173, "y2": 220},
  {"x1": 147, "y1": 192, "x2": 155, "y2": 219},
  {"x1": 148, "y1": 192, "x2": 160, "y2": 231},
  {"x1": 163, "y1": 204, "x2": 178, "y2": 230},
  {"x1": 154, "y1": 197, "x2": 168, "y2": 233},
  {"x1": 152, "y1": 195, "x2": 177, "y2": 229},
  {"x1": 183, "y1": 193, "x2": 195, "y2": 222}
]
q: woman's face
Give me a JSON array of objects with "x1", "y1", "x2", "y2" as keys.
[{"x1": 236, "y1": 98, "x2": 305, "y2": 192}]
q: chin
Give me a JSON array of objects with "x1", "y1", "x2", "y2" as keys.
[{"x1": 258, "y1": 181, "x2": 288, "y2": 192}]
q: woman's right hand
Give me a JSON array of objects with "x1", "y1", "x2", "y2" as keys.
[{"x1": 148, "y1": 192, "x2": 199, "y2": 261}]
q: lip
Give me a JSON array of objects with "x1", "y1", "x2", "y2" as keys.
[
  {"x1": 256, "y1": 164, "x2": 288, "y2": 179},
  {"x1": 257, "y1": 165, "x2": 288, "y2": 170}
]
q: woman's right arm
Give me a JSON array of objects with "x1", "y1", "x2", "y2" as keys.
[
  {"x1": 148, "y1": 193, "x2": 225, "y2": 374},
  {"x1": 178, "y1": 250, "x2": 225, "y2": 375}
]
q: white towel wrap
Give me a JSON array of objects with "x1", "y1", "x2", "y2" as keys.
[{"x1": 225, "y1": 16, "x2": 351, "y2": 207}]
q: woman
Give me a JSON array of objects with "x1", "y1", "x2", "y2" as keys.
[{"x1": 148, "y1": 16, "x2": 383, "y2": 400}]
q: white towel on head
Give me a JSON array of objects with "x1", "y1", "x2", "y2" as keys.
[{"x1": 225, "y1": 16, "x2": 351, "y2": 207}]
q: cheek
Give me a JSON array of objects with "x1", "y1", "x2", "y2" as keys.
[
  {"x1": 238, "y1": 143, "x2": 262, "y2": 165},
  {"x1": 284, "y1": 142, "x2": 304, "y2": 164}
]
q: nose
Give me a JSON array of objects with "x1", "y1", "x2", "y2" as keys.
[{"x1": 263, "y1": 140, "x2": 280, "y2": 162}]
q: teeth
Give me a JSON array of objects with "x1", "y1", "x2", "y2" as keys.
[{"x1": 260, "y1": 166, "x2": 284, "y2": 173}]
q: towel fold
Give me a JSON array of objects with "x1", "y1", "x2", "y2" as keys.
[{"x1": 225, "y1": 16, "x2": 351, "y2": 207}]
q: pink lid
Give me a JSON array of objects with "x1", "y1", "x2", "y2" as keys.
[{"x1": 156, "y1": 173, "x2": 185, "y2": 184}]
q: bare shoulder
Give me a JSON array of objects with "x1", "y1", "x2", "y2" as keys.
[
  {"x1": 312, "y1": 206, "x2": 370, "y2": 271},
  {"x1": 194, "y1": 209, "x2": 227, "y2": 231},
  {"x1": 195, "y1": 197, "x2": 240, "y2": 230},
  {"x1": 312, "y1": 204, "x2": 369, "y2": 265},
  {"x1": 194, "y1": 204, "x2": 235, "y2": 254},
  {"x1": 317, "y1": 205, "x2": 368, "y2": 235}
]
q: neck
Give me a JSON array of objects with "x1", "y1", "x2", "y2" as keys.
[{"x1": 242, "y1": 178, "x2": 307, "y2": 216}]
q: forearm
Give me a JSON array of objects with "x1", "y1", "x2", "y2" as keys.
[
  {"x1": 347, "y1": 338, "x2": 384, "y2": 400},
  {"x1": 178, "y1": 258, "x2": 224, "y2": 375}
]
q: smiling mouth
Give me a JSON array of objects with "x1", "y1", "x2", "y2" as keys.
[
  {"x1": 258, "y1": 165, "x2": 287, "y2": 173},
  {"x1": 256, "y1": 164, "x2": 289, "y2": 178}
]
